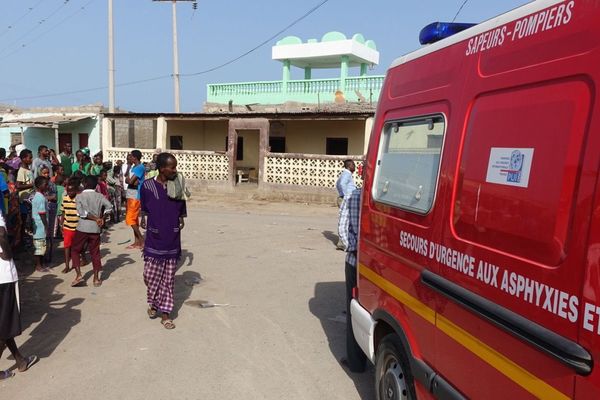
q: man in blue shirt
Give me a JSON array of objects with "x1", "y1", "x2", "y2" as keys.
[
  {"x1": 125, "y1": 150, "x2": 145, "y2": 249},
  {"x1": 31, "y1": 176, "x2": 49, "y2": 273},
  {"x1": 335, "y1": 160, "x2": 356, "y2": 250}
]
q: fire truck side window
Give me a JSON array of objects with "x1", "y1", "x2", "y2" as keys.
[{"x1": 372, "y1": 115, "x2": 445, "y2": 214}]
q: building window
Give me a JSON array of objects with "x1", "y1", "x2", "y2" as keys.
[
  {"x1": 269, "y1": 137, "x2": 286, "y2": 153},
  {"x1": 10, "y1": 132, "x2": 21, "y2": 146},
  {"x1": 372, "y1": 115, "x2": 445, "y2": 214},
  {"x1": 170, "y1": 136, "x2": 183, "y2": 150},
  {"x1": 326, "y1": 138, "x2": 348, "y2": 155}
]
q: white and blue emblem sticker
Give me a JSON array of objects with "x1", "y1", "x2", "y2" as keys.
[{"x1": 485, "y1": 147, "x2": 534, "y2": 188}]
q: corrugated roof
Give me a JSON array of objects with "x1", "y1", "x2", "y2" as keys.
[{"x1": 0, "y1": 115, "x2": 94, "y2": 128}]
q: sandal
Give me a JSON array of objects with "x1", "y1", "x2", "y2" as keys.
[
  {"x1": 0, "y1": 369, "x2": 14, "y2": 380},
  {"x1": 147, "y1": 307, "x2": 158, "y2": 319},
  {"x1": 93, "y1": 280, "x2": 103, "y2": 287},
  {"x1": 71, "y1": 277, "x2": 85, "y2": 287},
  {"x1": 18, "y1": 355, "x2": 39, "y2": 372},
  {"x1": 161, "y1": 319, "x2": 176, "y2": 330}
]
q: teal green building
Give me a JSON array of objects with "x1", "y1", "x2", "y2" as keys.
[{"x1": 207, "y1": 32, "x2": 384, "y2": 106}]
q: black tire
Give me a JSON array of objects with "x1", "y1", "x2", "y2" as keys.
[
  {"x1": 375, "y1": 334, "x2": 416, "y2": 400},
  {"x1": 346, "y1": 313, "x2": 367, "y2": 372}
]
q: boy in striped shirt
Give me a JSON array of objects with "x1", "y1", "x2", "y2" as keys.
[{"x1": 59, "y1": 180, "x2": 80, "y2": 274}]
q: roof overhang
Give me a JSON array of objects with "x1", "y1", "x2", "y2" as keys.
[
  {"x1": 102, "y1": 110, "x2": 375, "y2": 120},
  {"x1": 0, "y1": 115, "x2": 95, "y2": 129},
  {"x1": 272, "y1": 39, "x2": 379, "y2": 69}
]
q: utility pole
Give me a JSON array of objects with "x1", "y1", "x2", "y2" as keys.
[
  {"x1": 153, "y1": 0, "x2": 196, "y2": 113},
  {"x1": 108, "y1": 0, "x2": 115, "y2": 113}
]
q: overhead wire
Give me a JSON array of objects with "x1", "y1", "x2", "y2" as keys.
[
  {"x1": 0, "y1": 0, "x2": 332, "y2": 102},
  {"x1": 0, "y1": 0, "x2": 73, "y2": 57},
  {"x1": 181, "y1": 0, "x2": 330, "y2": 77},
  {"x1": 0, "y1": 0, "x2": 97, "y2": 59},
  {"x1": 0, "y1": 0, "x2": 46, "y2": 39},
  {"x1": 0, "y1": 75, "x2": 172, "y2": 102},
  {"x1": 452, "y1": 0, "x2": 470, "y2": 22}
]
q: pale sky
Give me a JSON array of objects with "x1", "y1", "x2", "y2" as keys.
[{"x1": 0, "y1": 0, "x2": 531, "y2": 112}]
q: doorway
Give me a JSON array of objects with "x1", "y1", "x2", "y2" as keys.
[
  {"x1": 58, "y1": 133, "x2": 72, "y2": 153},
  {"x1": 234, "y1": 129, "x2": 260, "y2": 183},
  {"x1": 78, "y1": 133, "x2": 89, "y2": 149}
]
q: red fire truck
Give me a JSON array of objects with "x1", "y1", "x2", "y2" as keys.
[{"x1": 349, "y1": 1, "x2": 600, "y2": 398}]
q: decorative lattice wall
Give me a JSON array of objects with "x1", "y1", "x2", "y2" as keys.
[
  {"x1": 105, "y1": 148, "x2": 229, "y2": 181},
  {"x1": 264, "y1": 155, "x2": 363, "y2": 188}
]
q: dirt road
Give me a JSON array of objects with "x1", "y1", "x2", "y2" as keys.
[{"x1": 1, "y1": 199, "x2": 374, "y2": 399}]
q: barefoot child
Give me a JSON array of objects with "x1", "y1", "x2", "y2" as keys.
[
  {"x1": 31, "y1": 176, "x2": 49, "y2": 273},
  {"x1": 59, "y1": 179, "x2": 80, "y2": 274},
  {"x1": 71, "y1": 176, "x2": 112, "y2": 287}
]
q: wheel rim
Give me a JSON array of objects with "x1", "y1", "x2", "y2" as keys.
[{"x1": 379, "y1": 352, "x2": 408, "y2": 400}]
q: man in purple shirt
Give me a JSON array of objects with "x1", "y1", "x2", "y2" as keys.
[{"x1": 140, "y1": 153, "x2": 186, "y2": 330}]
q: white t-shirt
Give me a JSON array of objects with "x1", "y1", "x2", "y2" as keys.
[
  {"x1": 121, "y1": 163, "x2": 129, "y2": 189},
  {"x1": 0, "y1": 213, "x2": 17, "y2": 284}
]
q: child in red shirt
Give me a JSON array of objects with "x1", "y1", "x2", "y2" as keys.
[{"x1": 96, "y1": 170, "x2": 109, "y2": 201}]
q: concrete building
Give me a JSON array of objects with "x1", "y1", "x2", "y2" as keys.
[
  {"x1": 0, "y1": 104, "x2": 103, "y2": 154},
  {"x1": 101, "y1": 32, "x2": 382, "y2": 199},
  {"x1": 102, "y1": 108, "x2": 372, "y2": 196}
]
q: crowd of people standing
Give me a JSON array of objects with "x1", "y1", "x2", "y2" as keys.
[{"x1": 0, "y1": 143, "x2": 188, "y2": 380}]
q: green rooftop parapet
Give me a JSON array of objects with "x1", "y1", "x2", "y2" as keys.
[
  {"x1": 206, "y1": 32, "x2": 382, "y2": 105},
  {"x1": 206, "y1": 75, "x2": 384, "y2": 105}
]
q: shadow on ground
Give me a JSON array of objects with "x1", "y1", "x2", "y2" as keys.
[
  {"x1": 17, "y1": 274, "x2": 84, "y2": 360},
  {"x1": 101, "y1": 251, "x2": 136, "y2": 280},
  {"x1": 10, "y1": 226, "x2": 125, "y2": 362},
  {"x1": 178, "y1": 249, "x2": 194, "y2": 268},
  {"x1": 172, "y1": 270, "x2": 201, "y2": 319},
  {"x1": 308, "y1": 281, "x2": 374, "y2": 400},
  {"x1": 321, "y1": 230, "x2": 339, "y2": 247}
]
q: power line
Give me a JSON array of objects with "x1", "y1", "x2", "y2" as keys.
[
  {"x1": 0, "y1": 75, "x2": 172, "y2": 102},
  {"x1": 0, "y1": 0, "x2": 46, "y2": 39},
  {"x1": 0, "y1": 0, "x2": 97, "y2": 59},
  {"x1": 0, "y1": 0, "x2": 73, "y2": 57},
  {"x1": 452, "y1": 0, "x2": 470, "y2": 22},
  {"x1": 0, "y1": 0, "x2": 332, "y2": 103},
  {"x1": 181, "y1": 0, "x2": 331, "y2": 77}
]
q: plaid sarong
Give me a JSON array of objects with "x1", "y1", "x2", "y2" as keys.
[
  {"x1": 143, "y1": 256, "x2": 177, "y2": 314},
  {"x1": 338, "y1": 196, "x2": 350, "y2": 248}
]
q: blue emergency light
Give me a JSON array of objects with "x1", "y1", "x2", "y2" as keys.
[{"x1": 419, "y1": 22, "x2": 476, "y2": 45}]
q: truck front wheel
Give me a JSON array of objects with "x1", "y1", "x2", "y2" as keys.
[{"x1": 375, "y1": 334, "x2": 416, "y2": 400}]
